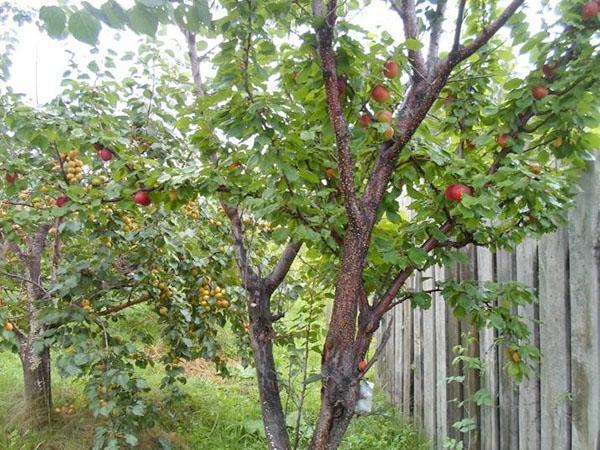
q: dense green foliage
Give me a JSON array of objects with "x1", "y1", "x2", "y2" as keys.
[{"x1": 1, "y1": 0, "x2": 599, "y2": 448}]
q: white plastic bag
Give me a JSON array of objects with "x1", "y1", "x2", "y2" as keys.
[{"x1": 355, "y1": 380, "x2": 374, "y2": 415}]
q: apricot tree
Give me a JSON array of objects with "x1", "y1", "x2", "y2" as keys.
[{"x1": 0, "y1": 39, "x2": 252, "y2": 446}]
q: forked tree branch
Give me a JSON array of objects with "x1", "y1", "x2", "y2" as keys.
[
  {"x1": 183, "y1": 26, "x2": 302, "y2": 296},
  {"x1": 265, "y1": 240, "x2": 303, "y2": 294},
  {"x1": 357, "y1": 315, "x2": 393, "y2": 380},
  {"x1": 96, "y1": 294, "x2": 152, "y2": 317},
  {"x1": 362, "y1": 0, "x2": 526, "y2": 229},
  {"x1": 390, "y1": 0, "x2": 427, "y2": 81},
  {"x1": 0, "y1": 270, "x2": 49, "y2": 297}
]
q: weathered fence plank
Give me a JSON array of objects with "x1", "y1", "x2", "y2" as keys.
[
  {"x1": 422, "y1": 266, "x2": 436, "y2": 443},
  {"x1": 446, "y1": 261, "x2": 462, "y2": 440},
  {"x1": 515, "y1": 239, "x2": 541, "y2": 450},
  {"x1": 477, "y1": 247, "x2": 499, "y2": 450},
  {"x1": 434, "y1": 265, "x2": 448, "y2": 449},
  {"x1": 402, "y1": 298, "x2": 413, "y2": 417},
  {"x1": 496, "y1": 249, "x2": 519, "y2": 450},
  {"x1": 539, "y1": 229, "x2": 570, "y2": 450},
  {"x1": 568, "y1": 159, "x2": 600, "y2": 450},
  {"x1": 393, "y1": 301, "x2": 403, "y2": 406},
  {"x1": 460, "y1": 246, "x2": 480, "y2": 450},
  {"x1": 413, "y1": 273, "x2": 424, "y2": 426}
]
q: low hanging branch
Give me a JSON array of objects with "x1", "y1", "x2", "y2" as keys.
[
  {"x1": 0, "y1": 270, "x2": 50, "y2": 298},
  {"x1": 96, "y1": 293, "x2": 152, "y2": 317},
  {"x1": 264, "y1": 241, "x2": 303, "y2": 294}
]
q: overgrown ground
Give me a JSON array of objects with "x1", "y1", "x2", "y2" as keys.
[
  {"x1": 0, "y1": 315, "x2": 427, "y2": 450},
  {"x1": 0, "y1": 351, "x2": 427, "y2": 450}
]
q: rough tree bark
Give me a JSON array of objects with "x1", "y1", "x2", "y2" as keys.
[
  {"x1": 311, "y1": 232, "x2": 373, "y2": 449},
  {"x1": 1, "y1": 223, "x2": 53, "y2": 425},
  {"x1": 247, "y1": 286, "x2": 291, "y2": 450},
  {"x1": 19, "y1": 337, "x2": 52, "y2": 424},
  {"x1": 22, "y1": 223, "x2": 53, "y2": 424}
]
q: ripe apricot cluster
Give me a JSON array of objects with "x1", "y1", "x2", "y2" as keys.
[
  {"x1": 91, "y1": 175, "x2": 108, "y2": 187},
  {"x1": 197, "y1": 281, "x2": 230, "y2": 311},
  {"x1": 122, "y1": 215, "x2": 138, "y2": 232},
  {"x1": 55, "y1": 404, "x2": 76, "y2": 415},
  {"x1": 18, "y1": 189, "x2": 30, "y2": 201},
  {"x1": 357, "y1": 59, "x2": 399, "y2": 141},
  {"x1": 149, "y1": 269, "x2": 173, "y2": 300},
  {"x1": 208, "y1": 218, "x2": 224, "y2": 227},
  {"x1": 31, "y1": 196, "x2": 54, "y2": 209},
  {"x1": 184, "y1": 201, "x2": 200, "y2": 220},
  {"x1": 64, "y1": 149, "x2": 84, "y2": 183}
]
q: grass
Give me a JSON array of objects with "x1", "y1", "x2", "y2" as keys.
[{"x1": 0, "y1": 349, "x2": 427, "y2": 450}]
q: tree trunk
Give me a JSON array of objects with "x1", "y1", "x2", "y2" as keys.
[
  {"x1": 248, "y1": 289, "x2": 290, "y2": 450},
  {"x1": 310, "y1": 233, "x2": 373, "y2": 450},
  {"x1": 310, "y1": 345, "x2": 360, "y2": 450},
  {"x1": 19, "y1": 338, "x2": 52, "y2": 426}
]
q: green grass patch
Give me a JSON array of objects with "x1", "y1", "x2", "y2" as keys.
[{"x1": 0, "y1": 350, "x2": 427, "y2": 449}]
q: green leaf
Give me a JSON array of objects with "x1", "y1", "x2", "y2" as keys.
[
  {"x1": 280, "y1": 164, "x2": 298, "y2": 182},
  {"x1": 68, "y1": 10, "x2": 101, "y2": 45},
  {"x1": 405, "y1": 38, "x2": 424, "y2": 50},
  {"x1": 271, "y1": 227, "x2": 288, "y2": 243},
  {"x1": 504, "y1": 78, "x2": 522, "y2": 90},
  {"x1": 125, "y1": 434, "x2": 139, "y2": 446},
  {"x1": 100, "y1": 1, "x2": 128, "y2": 29},
  {"x1": 299, "y1": 168, "x2": 319, "y2": 184},
  {"x1": 39, "y1": 6, "x2": 66, "y2": 38},
  {"x1": 193, "y1": 0, "x2": 212, "y2": 28},
  {"x1": 130, "y1": 402, "x2": 145, "y2": 416},
  {"x1": 300, "y1": 130, "x2": 315, "y2": 141},
  {"x1": 82, "y1": 1, "x2": 106, "y2": 22},
  {"x1": 407, "y1": 247, "x2": 428, "y2": 266},
  {"x1": 303, "y1": 373, "x2": 322, "y2": 385},
  {"x1": 74, "y1": 353, "x2": 89, "y2": 366},
  {"x1": 127, "y1": 5, "x2": 159, "y2": 36},
  {"x1": 411, "y1": 291, "x2": 432, "y2": 309}
]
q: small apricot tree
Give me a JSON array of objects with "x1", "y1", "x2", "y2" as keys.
[{"x1": 0, "y1": 39, "x2": 254, "y2": 446}]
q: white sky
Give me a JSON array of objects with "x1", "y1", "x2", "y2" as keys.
[{"x1": 5, "y1": 0, "x2": 544, "y2": 104}]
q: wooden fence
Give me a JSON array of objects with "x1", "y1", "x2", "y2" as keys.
[{"x1": 375, "y1": 158, "x2": 600, "y2": 450}]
